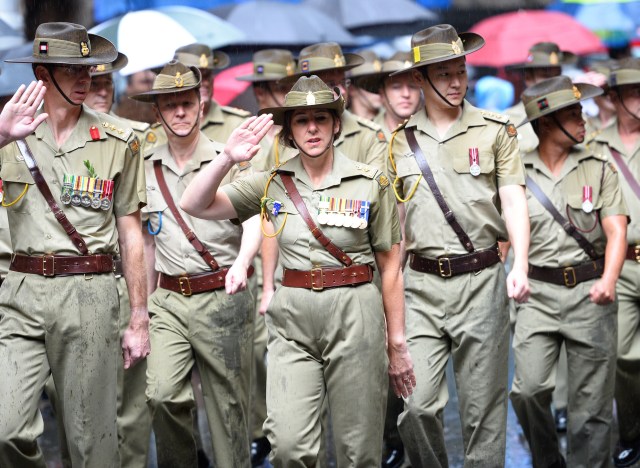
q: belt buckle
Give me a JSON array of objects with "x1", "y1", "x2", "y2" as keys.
[
  {"x1": 178, "y1": 276, "x2": 192, "y2": 296},
  {"x1": 310, "y1": 267, "x2": 324, "y2": 291},
  {"x1": 635, "y1": 245, "x2": 640, "y2": 263},
  {"x1": 563, "y1": 267, "x2": 577, "y2": 287},
  {"x1": 437, "y1": 257, "x2": 452, "y2": 278},
  {"x1": 42, "y1": 255, "x2": 55, "y2": 277}
]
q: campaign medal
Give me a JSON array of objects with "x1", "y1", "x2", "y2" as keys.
[
  {"x1": 349, "y1": 200, "x2": 360, "y2": 228},
  {"x1": 334, "y1": 198, "x2": 345, "y2": 227},
  {"x1": 60, "y1": 174, "x2": 73, "y2": 205},
  {"x1": 70, "y1": 175, "x2": 82, "y2": 206},
  {"x1": 469, "y1": 148, "x2": 481, "y2": 176},
  {"x1": 359, "y1": 200, "x2": 370, "y2": 229},
  {"x1": 101, "y1": 179, "x2": 113, "y2": 210},
  {"x1": 91, "y1": 179, "x2": 103, "y2": 209},
  {"x1": 582, "y1": 185, "x2": 593, "y2": 213},
  {"x1": 326, "y1": 197, "x2": 337, "y2": 226},
  {"x1": 80, "y1": 176, "x2": 92, "y2": 208},
  {"x1": 317, "y1": 195, "x2": 330, "y2": 225}
]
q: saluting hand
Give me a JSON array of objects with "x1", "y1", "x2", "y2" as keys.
[
  {"x1": 0, "y1": 81, "x2": 49, "y2": 147},
  {"x1": 223, "y1": 114, "x2": 273, "y2": 163}
]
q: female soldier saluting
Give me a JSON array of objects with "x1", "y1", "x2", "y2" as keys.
[{"x1": 180, "y1": 75, "x2": 415, "y2": 467}]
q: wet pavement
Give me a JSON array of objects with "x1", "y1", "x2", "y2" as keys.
[{"x1": 38, "y1": 343, "x2": 633, "y2": 468}]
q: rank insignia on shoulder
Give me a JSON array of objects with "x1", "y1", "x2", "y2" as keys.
[
  {"x1": 376, "y1": 173, "x2": 390, "y2": 189},
  {"x1": 506, "y1": 124, "x2": 517, "y2": 137},
  {"x1": 236, "y1": 161, "x2": 251, "y2": 171},
  {"x1": 146, "y1": 132, "x2": 157, "y2": 143},
  {"x1": 376, "y1": 130, "x2": 387, "y2": 143},
  {"x1": 128, "y1": 137, "x2": 140, "y2": 156}
]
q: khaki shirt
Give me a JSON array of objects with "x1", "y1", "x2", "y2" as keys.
[
  {"x1": 141, "y1": 123, "x2": 168, "y2": 158},
  {"x1": 0, "y1": 208, "x2": 10, "y2": 276},
  {"x1": 505, "y1": 101, "x2": 539, "y2": 155},
  {"x1": 390, "y1": 101, "x2": 525, "y2": 257},
  {"x1": 589, "y1": 119, "x2": 640, "y2": 244},
  {"x1": 223, "y1": 151, "x2": 400, "y2": 270},
  {"x1": 373, "y1": 110, "x2": 390, "y2": 140},
  {"x1": 262, "y1": 109, "x2": 388, "y2": 171},
  {"x1": 143, "y1": 133, "x2": 251, "y2": 276},
  {"x1": 524, "y1": 146, "x2": 627, "y2": 267},
  {"x1": 0, "y1": 105, "x2": 146, "y2": 256},
  {"x1": 200, "y1": 100, "x2": 250, "y2": 144}
]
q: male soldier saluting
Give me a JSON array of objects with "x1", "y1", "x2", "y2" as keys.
[
  {"x1": 389, "y1": 24, "x2": 530, "y2": 467},
  {"x1": 134, "y1": 60, "x2": 262, "y2": 468},
  {"x1": 0, "y1": 22, "x2": 148, "y2": 467}
]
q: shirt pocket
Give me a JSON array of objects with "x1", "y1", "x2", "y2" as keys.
[
  {"x1": 144, "y1": 188, "x2": 168, "y2": 233},
  {"x1": 566, "y1": 193, "x2": 601, "y2": 232},
  {"x1": 452, "y1": 150, "x2": 497, "y2": 201},
  {"x1": 526, "y1": 190, "x2": 546, "y2": 217},
  {"x1": 0, "y1": 162, "x2": 34, "y2": 213},
  {"x1": 272, "y1": 204, "x2": 304, "y2": 246}
]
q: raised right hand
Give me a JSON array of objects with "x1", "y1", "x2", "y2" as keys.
[
  {"x1": 223, "y1": 113, "x2": 273, "y2": 163},
  {"x1": 0, "y1": 81, "x2": 49, "y2": 147}
]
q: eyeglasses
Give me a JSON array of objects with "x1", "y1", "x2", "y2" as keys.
[
  {"x1": 324, "y1": 78, "x2": 351, "y2": 89},
  {"x1": 56, "y1": 65, "x2": 95, "y2": 77}
]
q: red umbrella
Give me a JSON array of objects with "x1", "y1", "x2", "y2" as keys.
[
  {"x1": 467, "y1": 10, "x2": 607, "y2": 68},
  {"x1": 213, "y1": 62, "x2": 253, "y2": 106}
]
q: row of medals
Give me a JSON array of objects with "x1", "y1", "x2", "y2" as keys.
[
  {"x1": 60, "y1": 175, "x2": 113, "y2": 210},
  {"x1": 316, "y1": 197, "x2": 370, "y2": 229}
]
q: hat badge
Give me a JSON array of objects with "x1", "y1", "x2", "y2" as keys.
[
  {"x1": 373, "y1": 59, "x2": 382, "y2": 72},
  {"x1": 333, "y1": 53, "x2": 345, "y2": 67},
  {"x1": 451, "y1": 40, "x2": 461, "y2": 55},
  {"x1": 572, "y1": 85, "x2": 581, "y2": 99},
  {"x1": 306, "y1": 91, "x2": 316, "y2": 105},
  {"x1": 80, "y1": 41, "x2": 90, "y2": 57},
  {"x1": 549, "y1": 52, "x2": 559, "y2": 65},
  {"x1": 199, "y1": 54, "x2": 209, "y2": 68},
  {"x1": 175, "y1": 71, "x2": 184, "y2": 88},
  {"x1": 286, "y1": 62, "x2": 294, "y2": 75},
  {"x1": 95, "y1": 64, "x2": 106, "y2": 72}
]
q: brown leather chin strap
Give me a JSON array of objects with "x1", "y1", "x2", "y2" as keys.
[
  {"x1": 551, "y1": 114, "x2": 581, "y2": 145},
  {"x1": 46, "y1": 65, "x2": 82, "y2": 107}
]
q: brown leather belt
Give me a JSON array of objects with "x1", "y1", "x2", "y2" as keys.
[
  {"x1": 528, "y1": 258, "x2": 605, "y2": 288},
  {"x1": 281, "y1": 264, "x2": 374, "y2": 290},
  {"x1": 10, "y1": 253, "x2": 115, "y2": 277},
  {"x1": 159, "y1": 265, "x2": 255, "y2": 296},
  {"x1": 113, "y1": 257, "x2": 123, "y2": 277},
  {"x1": 409, "y1": 244, "x2": 501, "y2": 278},
  {"x1": 625, "y1": 244, "x2": 640, "y2": 263}
]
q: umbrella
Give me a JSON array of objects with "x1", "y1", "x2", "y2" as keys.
[
  {"x1": 0, "y1": 43, "x2": 35, "y2": 97},
  {"x1": 89, "y1": 7, "x2": 246, "y2": 75},
  {"x1": 0, "y1": 18, "x2": 23, "y2": 53},
  {"x1": 220, "y1": 1, "x2": 362, "y2": 46},
  {"x1": 548, "y1": 0, "x2": 640, "y2": 48},
  {"x1": 212, "y1": 61, "x2": 253, "y2": 106},
  {"x1": 302, "y1": 0, "x2": 439, "y2": 37},
  {"x1": 467, "y1": 10, "x2": 607, "y2": 68}
]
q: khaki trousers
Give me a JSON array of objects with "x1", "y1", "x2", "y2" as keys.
[
  {"x1": 0, "y1": 272, "x2": 119, "y2": 468},
  {"x1": 146, "y1": 286, "x2": 254, "y2": 468},
  {"x1": 510, "y1": 278, "x2": 617, "y2": 468},
  {"x1": 615, "y1": 260, "x2": 640, "y2": 443},
  {"x1": 264, "y1": 282, "x2": 387, "y2": 468},
  {"x1": 399, "y1": 263, "x2": 509, "y2": 468}
]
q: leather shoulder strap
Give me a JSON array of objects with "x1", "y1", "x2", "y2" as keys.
[
  {"x1": 279, "y1": 172, "x2": 353, "y2": 267},
  {"x1": 153, "y1": 160, "x2": 219, "y2": 271},
  {"x1": 608, "y1": 147, "x2": 640, "y2": 200},
  {"x1": 525, "y1": 175, "x2": 599, "y2": 259},
  {"x1": 16, "y1": 139, "x2": 89, "y2": 255},
  {"x1": 404, "y1": 126, "x2": 474, "y2": 253}
]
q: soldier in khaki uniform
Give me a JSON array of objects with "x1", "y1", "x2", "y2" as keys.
[
  {"x1": 346, "y1": 50, "x2": 383, "y2": 121},
  {"x1": 236, "y1": 47, "x2": 297, "y2": 466},
  {"x1": 351, "y1": 51, "x2": 422, "y2": 140},
  {"x1": 0, "y1": 22, "x2": 148, "y2": 467},
  {"x1": 389, "y1": 25, "x2": 530, "y2": 467},
  {"x1": 588, "y1": 57, "x2": 640, "y2": 467},
  {"x1": 510, "y1": 76, "x2": 628, "y2": 468},
  {"x1": 266, "y1": 42, "x2": 388, "y2": 171},
  {"x1": 132, "y1": 60, "x2": 261, "y2": 468},
  {"x1": 181, "y1": 75, "x2": 415, "y2": 467}
]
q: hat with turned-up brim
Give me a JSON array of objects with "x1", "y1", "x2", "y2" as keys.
[
  {"x1": 351, "y1": 51, "x2": 414, "y2": 93},
  {"x1": 282, "y1": 42, "x2": 364, "y2": 83},
  {"x1": 507, "y1": 42, "x2": 577, "y2": 70},
  {"x1": 6, "y1": 22, "x2": 117, "y2": 66},
  {"x1": 258, "y1": 75, "x2": 344, "y2": 125},
  {"x1": 391, "y1": 24, "x2": 484, "y2": 75},
  {"x1": 129, "y1": 60, "x2": 201, "y2": 103},
  {"x1": 91, "y1": 52, "x2": 128, "y2": 77},
  {"x1": 173, "y1": 43, "x2": 230, "y2": 71},
  {"x1": 608, "y1": 57, "x2": 640, "y2": 88},
  {"x1": 236, "y1": 49, "x2": 297, "y2": 82},
  {"x1": 519, "y1": 75, "x2": 602, "y2": 126}
]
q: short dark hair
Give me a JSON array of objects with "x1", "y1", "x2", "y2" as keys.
[{"x1": 278, "y1": 109, "x2": 342, "y2": 148}]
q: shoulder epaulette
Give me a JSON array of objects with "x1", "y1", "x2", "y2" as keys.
[
  {"x1": 221, "y1": 105, "x2": 251, "y2": 117},
  {"x1": 126, "y1": 119, "x2": 150, "y2": 133},
  {"x1": 271, "y1": 158, "x2": 293, "y2": 174},
  {"x1": 480, "y1": 110, "x2": 510, "y2": 124},
  {"x1": 100, "y1": 116, "x2": 133, "y2": 142},
  {"x1": 353, "y1": 113, "x2": 383, "y2": 132},
  {"x1": 591, "y1": 152, "x2": 608, "y2": 162}
]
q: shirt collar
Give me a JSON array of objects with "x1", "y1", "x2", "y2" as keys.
[{"x1": 277, "y1": 149, "x2": 362, "y2": 190}]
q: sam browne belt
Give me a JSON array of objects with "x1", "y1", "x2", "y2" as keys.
[
  {"x1": 528, "y1": 258, "x2": 605, "y2": 287},
  {"x1": 626, "y1": 244, "x2": 640, "y2": 263},
  {"x1": 409, "y1": 244, "x2": 501, "y2": 278},
  {"x1": 10, "y1": 253, "x2": 115, "y2": 276},
  {"x1": 159, "y1": 266, "x2": 255, "y2": 296},
  {"x1": 281, "y1": 264, "x2": 374, "y2": 290}
]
